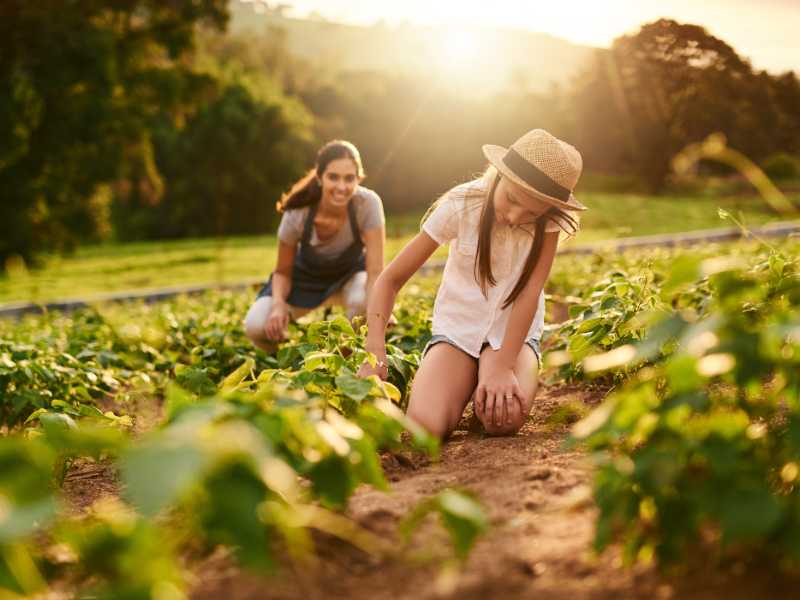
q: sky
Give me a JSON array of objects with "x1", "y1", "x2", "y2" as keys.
[{"x1": 254, "y1": 0, "x2": 800, "y2": 73}]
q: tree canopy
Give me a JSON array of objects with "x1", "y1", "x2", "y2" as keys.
[
  {"x1": 1, "y1": 10, "x2": 798, "y2": 265},
  {"x1": 0, "y1": 1, "x2": 229, "y2": 263},
  {"x1": 571, "y1": 19, "x2": 800, "y2": 191}
]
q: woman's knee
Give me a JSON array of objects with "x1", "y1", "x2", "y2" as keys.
[
  {"x1": 342, "y1": 272, "x2": 367, "y2": 316},
  {"x1": 243, "y1": 297, "x2": 272, "y2": 342},
  {"x1": 244, "y1": 319, "x2": 263, "y2": 343},
  {"x1": 345, "y1": 293, "x2": 366, "y2": 317}
]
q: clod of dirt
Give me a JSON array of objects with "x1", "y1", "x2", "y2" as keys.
[{"x1": 525, "y1": 467, "x2": 552, "y2": 481}]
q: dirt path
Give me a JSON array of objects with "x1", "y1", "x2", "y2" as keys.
[
  {"x1": 60, "y1": 384, "x2": 797, "y2": 599},
  {"x1": 188, "y1": 383, "x2": 660, "y2": 600}
]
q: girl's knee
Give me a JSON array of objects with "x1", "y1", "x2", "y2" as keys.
[
  {"x1": 479, "y1": 397, "x2": 533, "y2": 436},
  {"x1": 407, "y1": 405, "x2": 452, "y2": 439},
  {"x1": 482, "y1": 418, "x2": 525, "y2": 437}
]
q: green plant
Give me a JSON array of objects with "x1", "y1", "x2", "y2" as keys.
[{"x1": 572, "y1": 246, "x2": 800, "y2": 566}]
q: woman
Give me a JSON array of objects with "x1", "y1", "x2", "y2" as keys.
[{"x1": 244, "y1": 140, "x2": 385, "y2": 351}]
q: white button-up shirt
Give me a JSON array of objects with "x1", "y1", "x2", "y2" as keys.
[{"x1": 421, "y1": 177, "x2": 577, "y2": 358}]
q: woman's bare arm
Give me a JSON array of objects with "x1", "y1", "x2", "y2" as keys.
[
  {"x1": 270, "y1": 241, "x2": 296, "y2": 303},
  {"x1": 361, "y1": 225, "x2": 385, "y2": 309},
  {"x1": 265, "y1": 241, "x2": 296, "y2": 340}
]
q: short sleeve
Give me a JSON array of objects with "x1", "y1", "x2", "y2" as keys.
[
  {"x1": 421, "y1": 196, "x2": 459, "y2": 245},
  {"x1": 355, "y1": 188, "x2": 385, "y2": 232},
  {"x1": 277, "y1": 208, "x2": 306, "y2": 245}
]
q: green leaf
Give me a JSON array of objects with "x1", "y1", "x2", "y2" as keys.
[
  {"x1": 199, "y1": 462, "x2": 275, "y2": 571},
  {"x1": 175, "y1": 365, "x2": 216, "y2": 396},
  {"x1": 661, "y1": 255, "x2": 701, "y2": 295},
  {"x1": 665, "y1": 355, "x2": 702, "y2": 394},
  {"x1": 164, "y1": 382, "x2": 197, "y2": 422},
  {"x1": 0, "y1": 438, "x2": 57, "y2": 542},
  {"x1": 329, "y1": 315, "x2": 355, "y2": 336},
  {"x1": 219, "y1": 357, "x2": 254, "y2": 392},
  {"x1": 718, "y1": 486, "x2": 782, "y2": 541},
  {"x1": 335, "y1": 371, "x2": 374, "y2": 402},
  {"x1": 38, "y1": 412, "x2": 78, "y2": 435},
  {"x1": 400, "y1": 489, "x2": 488, "y2": 561},
  {"x1": 303, "y1": 351, "x2": 336, "y2": 371},
  {"x1": 308, "y1": 456, "x2": 355, "y2": 509},
  {"x1": 77, "y1": 404, "x2": 107, "y2": 419},
  {"x1": 568, "y1": 304, "x2": 589, "y2": 319},
  {"x1": 121, "y1": 439, "x2": 206, "y2": 518},
  {"x1": 437, "y1": 489, "x2": 489, "y2": 560}
]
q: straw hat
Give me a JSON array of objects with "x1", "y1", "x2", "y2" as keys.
[{"x1": 482, "y1": 129, "x2": 587, "y2": 211}]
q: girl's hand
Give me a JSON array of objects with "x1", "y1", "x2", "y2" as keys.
[
  {"x1": 357, "y1": 349, "x2": 389, "y2": 380},
  {"x1": 474, "y1": 357, "x2": 524, "y2": 428},
  {"x1": 265, "y1": 300, "x2": 290, "y2": 341}
]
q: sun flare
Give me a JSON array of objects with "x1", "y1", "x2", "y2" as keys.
[{"x1": 439, "y1": 29, "x2": 479, "y2": 67}]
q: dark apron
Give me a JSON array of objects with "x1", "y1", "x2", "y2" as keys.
[{"x1": 257, "y1": 199, "x2": 366, "y2": 308}]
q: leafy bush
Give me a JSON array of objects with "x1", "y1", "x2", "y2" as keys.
[{"x1": 572, "y1": 245, "x2": 800, "y2": 565}]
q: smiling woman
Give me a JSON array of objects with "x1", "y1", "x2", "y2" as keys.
[{"x1": 243, "y1": 140, "x2": 387, "y2": 352}]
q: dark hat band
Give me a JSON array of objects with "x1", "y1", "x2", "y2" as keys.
[{"x1": 502, "y1": 148, "x2": 571, "y2": 201}]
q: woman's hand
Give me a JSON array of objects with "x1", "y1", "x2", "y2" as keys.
[
  {"x1": 474, "y1": 354, "x2": 524, "y2": 428},
  {"x1": 265, "y1": 300, "x2": 290, "y2": 341},
  {"x1": 357, "y1": 348, "x2": 389, "y2": 380}
]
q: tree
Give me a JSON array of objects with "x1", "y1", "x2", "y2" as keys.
[
  {"x1": 0, "y1": 0, "x2": 229, "y2": 265},
  {"x1": 115, "y1": 80, "x2": 313, "y2": 240},
  {"x1": 571, "y1": 19, "x2": 762, "y2": 191},
  {"x1": 768, "y1": 71, "x2": 800, "y2": 155},
  {"x1": 110, "y1": 29, "x2": 316, "y2": 240}
]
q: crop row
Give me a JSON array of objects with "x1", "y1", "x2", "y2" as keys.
[
  {"x1": 550, "y1": 236, "x2": 800, "y2": 566},
  {"x1": 2, "y1": 234, "x2": 800, "y2": 594},
  {"x1": 0, "y1": 277, "x2": 491, "y2": 597}
]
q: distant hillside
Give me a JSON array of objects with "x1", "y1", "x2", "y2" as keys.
[{"x1": 229, "y1": 1, "x2": 598, "y2": 94}]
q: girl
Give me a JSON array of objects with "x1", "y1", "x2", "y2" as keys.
[
  {"x1": 358, "y1": 129, "x2": 585, "y2": 439},
  {"x1": 245, "y1": 140, "x2": 385, "y2": 351}
]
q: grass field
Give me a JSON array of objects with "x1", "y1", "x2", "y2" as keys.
[{"x1": 1, "y1": 189, "x2": 796, "y2": 304}]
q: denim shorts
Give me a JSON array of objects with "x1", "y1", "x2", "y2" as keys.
[{"x1": 422, "y1": 334, "x2": 541, "y2": 366}]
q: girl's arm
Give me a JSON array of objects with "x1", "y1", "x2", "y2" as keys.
[
  {"x1": 265, "y1": 240, "x2": 296, "y2": 340},
  {"x1": 361, "y1": 225, "x2": 386, "y2": 309},
  {"x1": 476, "y1": 231, "x2": 559, "y2": 420},
  {"x1": 358, "y1": 231, "x2": 440, "y2": 379}
]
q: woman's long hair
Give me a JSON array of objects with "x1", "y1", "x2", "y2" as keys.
[
  {"x1": 474, "y1": 169, "x2": 578, "y2": 309},
  {"x1": 276, "y1": 140, "x2": 365, "y2": 213}
]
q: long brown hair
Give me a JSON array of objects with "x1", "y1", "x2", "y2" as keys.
[
  {"x1": 475, "y1": 171, "x2": 578, "y2": 309},
  {"x1": 276, "y1": 140, "x2": 365, "y2": 212}
]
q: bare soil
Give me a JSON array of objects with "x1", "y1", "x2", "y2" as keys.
[{"x1": 60, "y1": 383, "x2": 799, "y2": 599}]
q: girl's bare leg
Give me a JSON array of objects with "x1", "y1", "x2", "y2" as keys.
[
  {"x1": 406, "y1": 343, "x2": 478, "y2": 439},
  {"x1": 477, "y1": 345, "x2": 540, "y2": 436}
]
